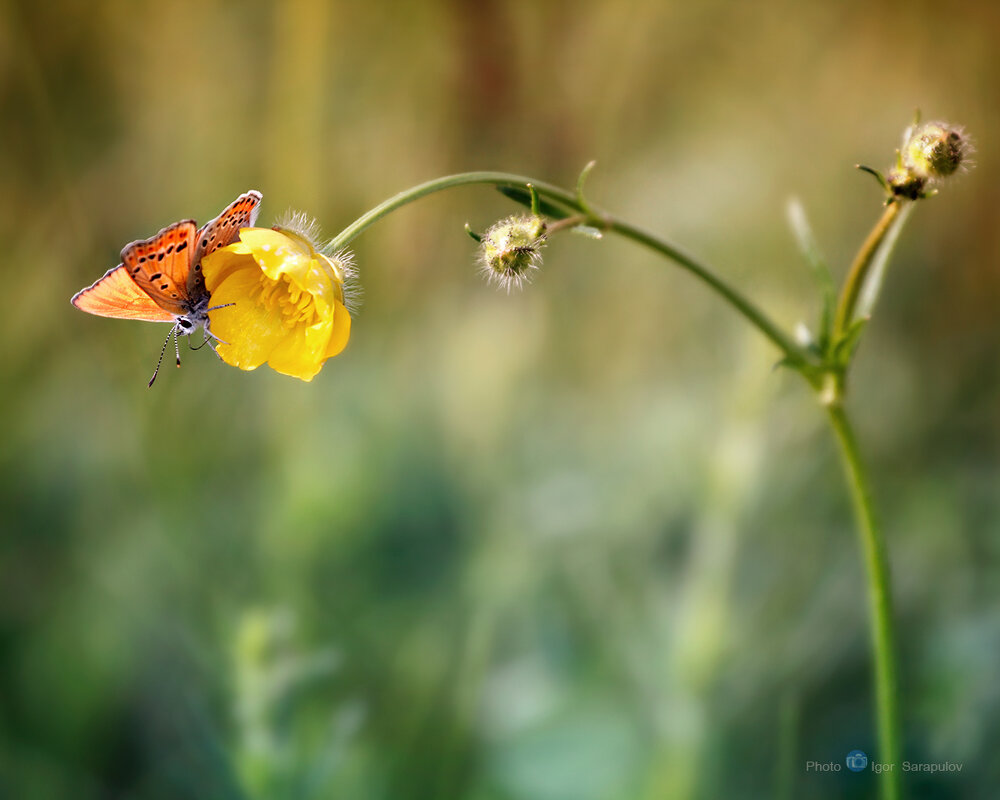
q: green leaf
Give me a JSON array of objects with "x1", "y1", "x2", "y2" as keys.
[
  {"x1": 786, "y1": 198, "x2": 836, "y2": 350},
  {"x1": 855, "y1": 164, "x2": 892, "y2": 196},
  {"x1": 571, "y1": 225, "x2": 603, "y2": 239},
  {"x1": 832, "y1": 316, "x2": 869, "y2": 367},
  {"x1": 576, "y1": 160, "x2": 598, "y2": 216},
  {"x1": 498, "y1": 186, "x2": 577, "y2": 220},
  {"x1": 528, "y1": 183, "x2": 542, "y2": 216}
]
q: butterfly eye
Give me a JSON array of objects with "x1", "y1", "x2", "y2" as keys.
[{"x1": 179, "y1": 318, "x2": 194, "y2": 331}]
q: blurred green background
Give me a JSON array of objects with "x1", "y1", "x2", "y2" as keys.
[{"x1": 1, "y1": 1, "x2": 998, "y2": 798}]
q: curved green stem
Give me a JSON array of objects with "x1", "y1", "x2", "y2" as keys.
[
  {"x1": 598, "y1": 215, "x2": 812, "y2": 372},
  {"x1": 826, "y1": 404, "x2": 901, "y2": 800},
  {"x1": 330, "y1": 172, "x2": 577, "y2": 250},
  {"x1": 331, "y1": 172, "x2": 813, "y2": 368},
  {"x1": 832, "y1": 200, "x2": 911, "y2": 339}
]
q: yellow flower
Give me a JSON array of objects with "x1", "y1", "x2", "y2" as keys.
[{"x1": 202, "y1": 227, "x2": 352, "y2": 381}]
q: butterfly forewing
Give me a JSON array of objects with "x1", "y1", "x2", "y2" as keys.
[
  {"x1": 189, "y1": 190, "x2": 262, "y2": 294},
  {"x1": 72, "y1": 265, "x2": 178, "y2": 322},
  {"x1": 120, "y1": 220, "x2": 198, "y2": 316}
]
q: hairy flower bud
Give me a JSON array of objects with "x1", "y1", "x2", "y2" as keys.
[
  {"x1": 478, "y1": 214, "x2": 546, "y2": 292},
  {"x1": 903, "y1": 122, "x2": 968, "y2": 180},
  {"x1": 878, "y1": 119, "x2": 972, "y2": 200}
]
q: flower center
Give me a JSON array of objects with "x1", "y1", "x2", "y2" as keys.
[{"x1": 254, "y1": 273, "x2": 319, "y2": 329}]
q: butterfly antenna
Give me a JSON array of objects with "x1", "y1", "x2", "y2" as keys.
[
  {"x1": 148, "y1": 326, "x2": 175, "y2": 388},
  {"x1": 174, "y1": 328, "x2": 182, "y2": 368}
]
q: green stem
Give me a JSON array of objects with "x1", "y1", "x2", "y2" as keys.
[
  {"x1": 598, "y1": 215, "x2": 812, "y2": 372},
  {"x1": 331, "y1": 172, "x2": 813, "y2": 368},
  {"x1": 330, "y1": 172, "x2": 578, "y2": 250},
  {"x1": 832, "y1": 200, "x2": 908, "y2": 339},
  {"x1": 826, "y1": 404, "x2": 900, "y2": 800}
]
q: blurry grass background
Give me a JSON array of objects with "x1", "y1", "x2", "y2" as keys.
[{"x1": 1, "y1": 1, "x2": 999, "y2": 798}]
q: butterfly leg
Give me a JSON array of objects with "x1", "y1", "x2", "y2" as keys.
[
  {"x1": 189, "y1": 331, "x2": 210, "y2": 351},
  {"x1": 187, "y1": 324, "x2": 224, "y2": 361},
  {"x1": 207, "y1": 341, "x2": 227, "y2": 362},
  {"x1": 203, "y1": 321, "x2": 230, "y2": 347},
  {"x1": 188, "y1": 330, "x2": 226, "y2": 364},
  {"x1": 203, "y1": 305, "x2": 233, "y2": 341}
]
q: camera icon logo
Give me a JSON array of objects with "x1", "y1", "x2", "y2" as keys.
[{"x1": 845, "y1": 749, "x2": 868, "y2": 772}]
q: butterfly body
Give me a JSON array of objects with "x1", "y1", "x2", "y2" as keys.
[{"x1": 72, "y1": 191, "x2": 262, "y2": 384}]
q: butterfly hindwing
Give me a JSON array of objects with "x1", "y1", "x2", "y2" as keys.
[
  {"x1": 189, "y1": 190, "x2": 262, "y2": 295},
  {"x1": 71, "y1": 265, "x2": 178, "y2": 322}
]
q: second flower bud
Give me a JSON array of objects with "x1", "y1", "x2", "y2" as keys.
[{"x1": 478, "y1": 214, "x2": 547, "y2": 292}]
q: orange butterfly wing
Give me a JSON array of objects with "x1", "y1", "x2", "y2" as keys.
[
  {"x1": 73, "y1": 191, "x2": 262, "y2": 323},
  {"x1": 71, "y1": 265, "x2": 177, "y2": 322},
  {"x1": 189, "y1": 191, "x2": 262, "y2": 295},
  {"x1": 120, "y1": 220, "x2": 198, "y2": 316}
]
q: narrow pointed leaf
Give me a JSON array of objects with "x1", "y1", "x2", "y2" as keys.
[
  {"x1": 855, "y1": 201, "x2": 915, "y2": 321},
  {"x1": 856, "y1": 165, "x2": 892, "y2": 196},
  {"x1": 833, "y1": 316, "x2": 870, "y2": 367},
  {"x1": 787, "y1": 198, "x2": 836, "y2": 349},
  {"x1": 571, "y1": 225, "x2": 603, "y2": 239},
  {"x1": 498, "y1": 186, "x2": 577, "y2": 219}
]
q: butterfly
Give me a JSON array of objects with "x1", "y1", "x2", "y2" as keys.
[{"x1": 72, "y1": 190, "x2": 262, "y2": 386}]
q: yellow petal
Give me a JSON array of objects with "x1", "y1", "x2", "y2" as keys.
[
  {"x1": 208, "y1": 267, "x2": 287, "y2": 370},
  {"x1": 202, "y1": 245, "x2": 254, "y2": 293},
  {"x1": 262, "y1": 302, "x2": 351, "y2": 381},
  {"x1": 324, "y1": 300, "x2": 351, "y2": 358},
  {"x1": 239, "y1": 228, "x2": 311, "y2": 281},
  {"x1": 265, "y1": 324, "x2": 326, "y2": 381}
]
